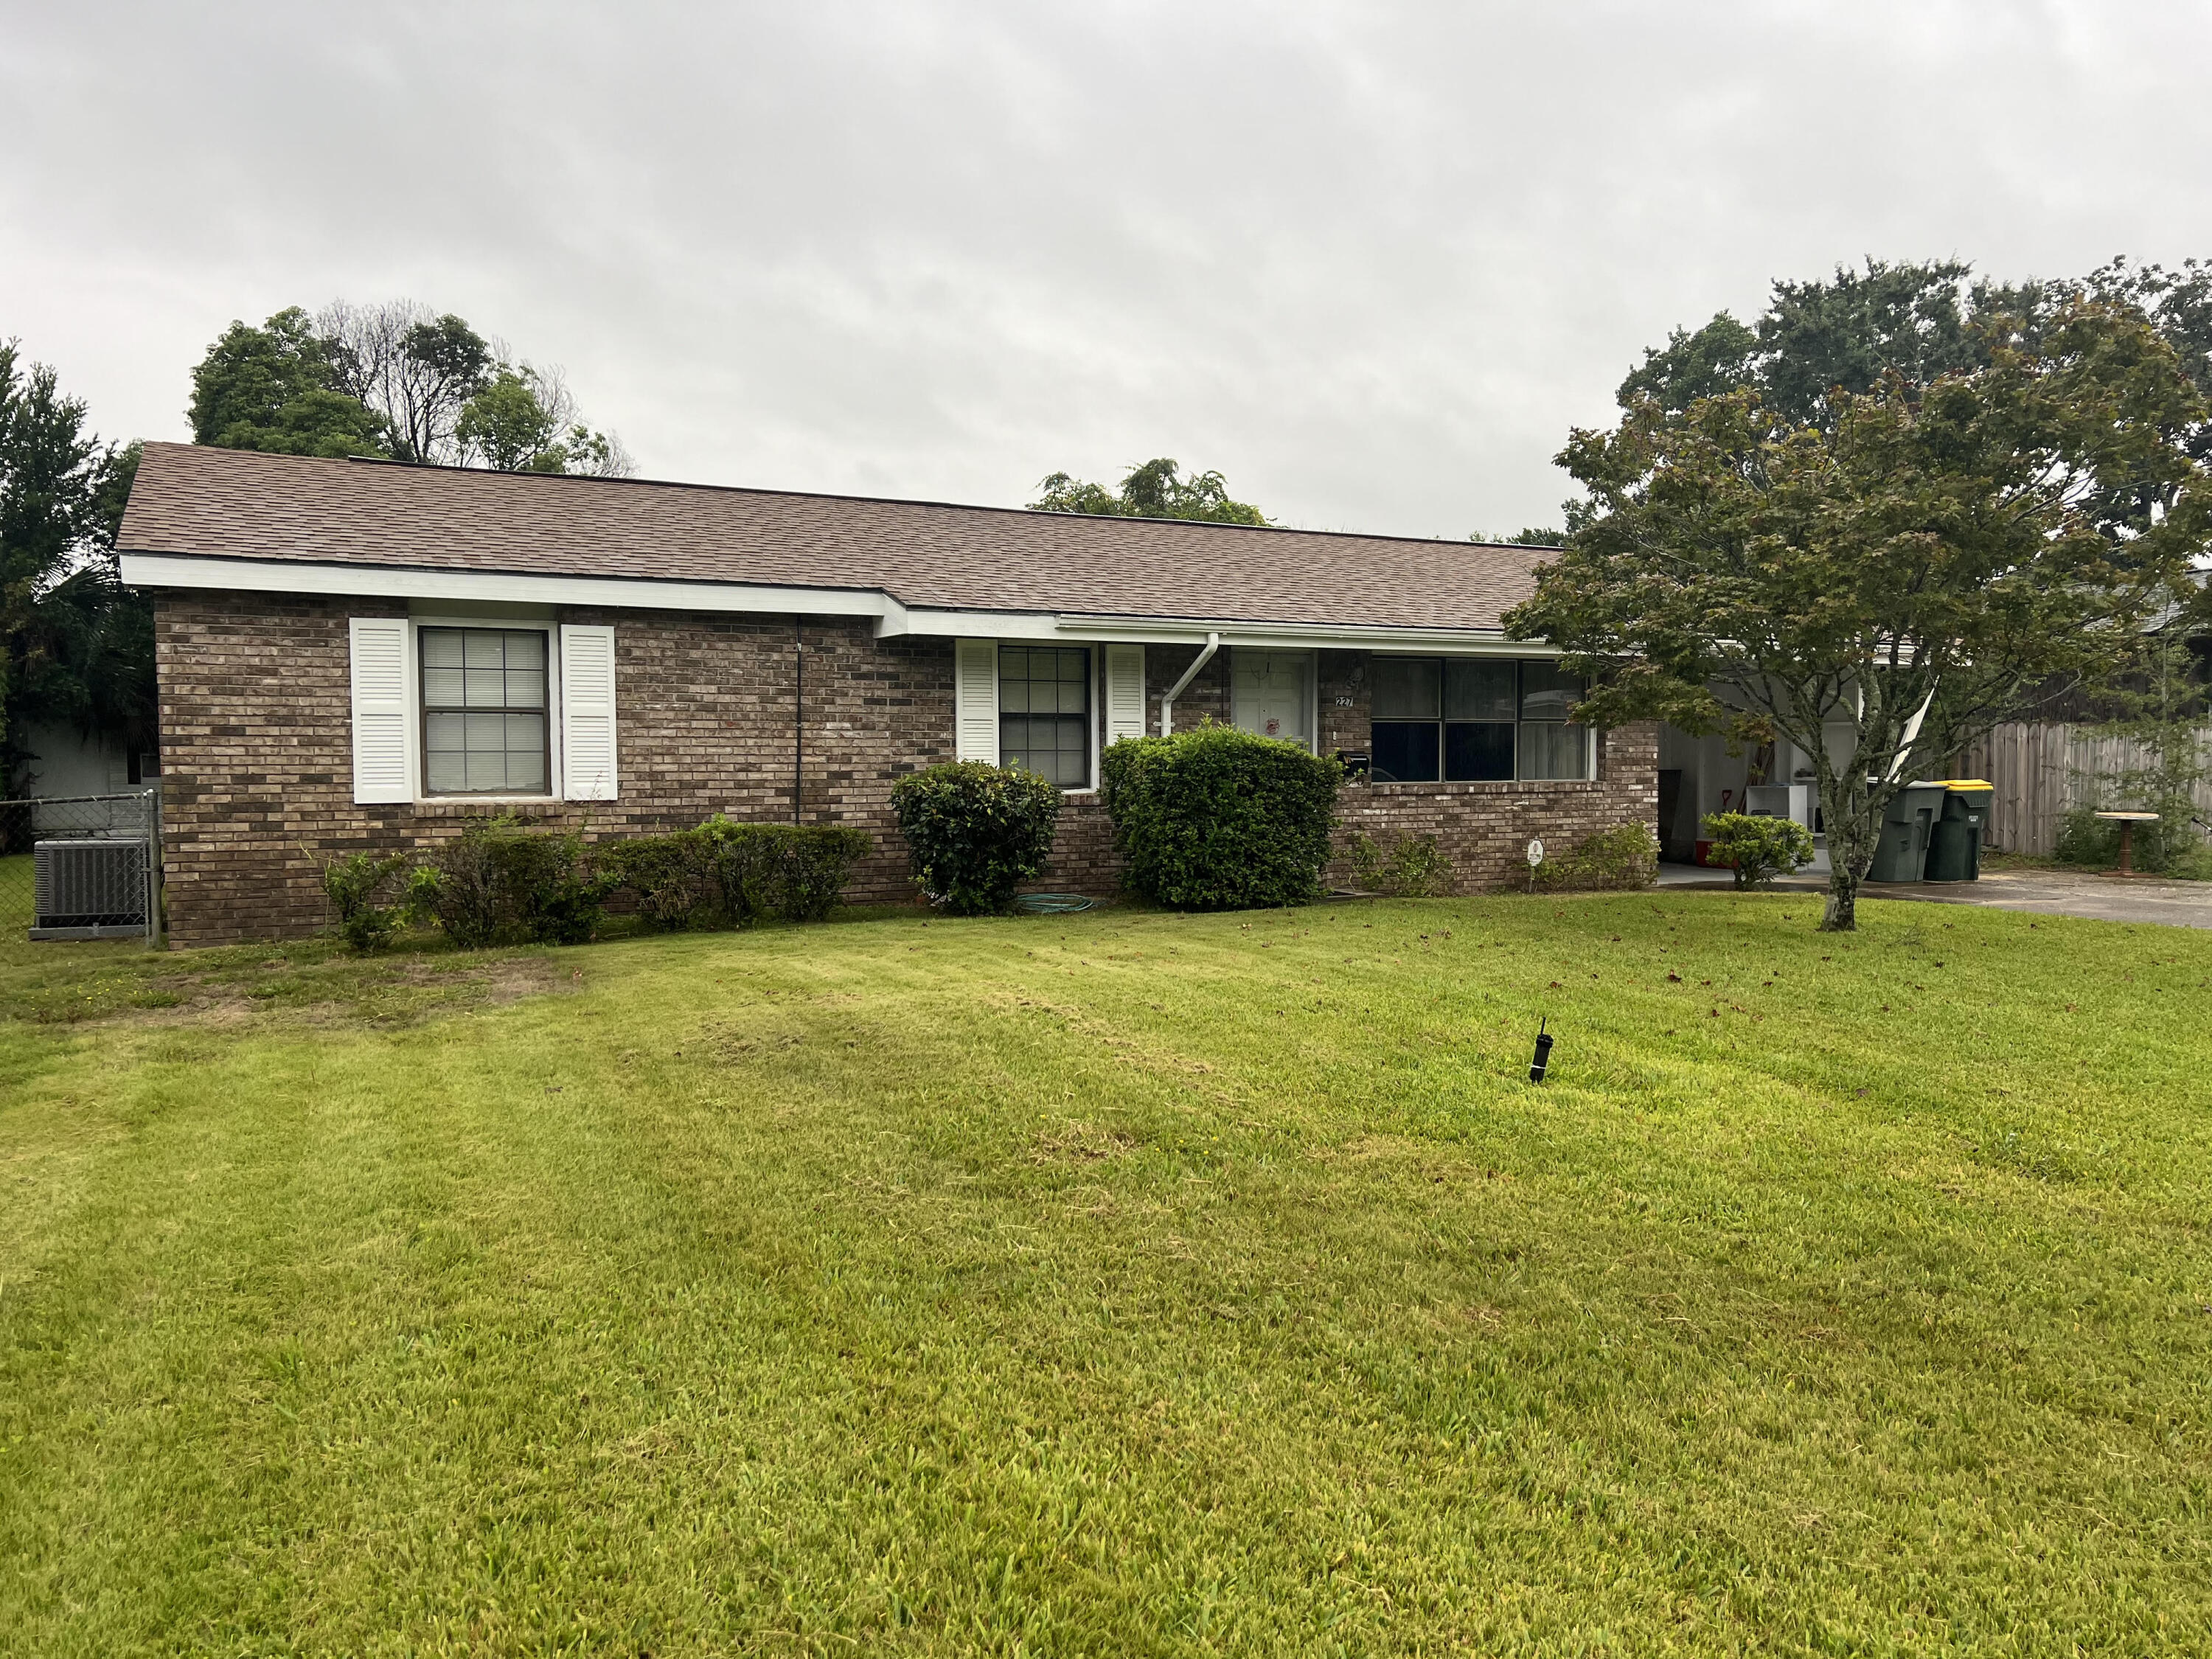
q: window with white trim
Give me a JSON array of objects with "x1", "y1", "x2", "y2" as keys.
[
  {"x1": 998, "y1": 645, "x2": 1091, "y2": 786},
  {"x1": 1369, "y1": 657, "x2": 1591, "y2": 782},
  {"x1": 420, "y1": 626, "x2": 552, "y2": 795}
]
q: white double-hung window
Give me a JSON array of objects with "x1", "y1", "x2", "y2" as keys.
[
  {"x1": 420, "y1": 627, "x2": 551, "y2": 795},
  {"x1": 347, "y1": 616, "x2": 619, "y2": 804}
]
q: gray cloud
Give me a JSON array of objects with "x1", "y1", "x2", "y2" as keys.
[{"x1": 4, "y1": 0, "x2": 2207, "y2": 536}]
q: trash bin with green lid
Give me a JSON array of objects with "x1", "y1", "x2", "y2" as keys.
[
  {"x1": 1868, "y1": 782, "x2": 1947, "y2": 882},
  {"x1": 1925, "y1": 779, "x2": 1994, "y2": 882}
]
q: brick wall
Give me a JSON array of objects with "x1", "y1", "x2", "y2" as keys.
[{"x1": 152, "y1": 594, "x2": 1656, "y2": 945}]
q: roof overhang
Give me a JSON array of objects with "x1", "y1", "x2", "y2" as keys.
[{"x1": 119, "y1": 552, "x2": 1547, "y2": 656}]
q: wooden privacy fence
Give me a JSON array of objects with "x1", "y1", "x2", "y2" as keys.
[{"x1": 1958, "y1": 723, "x2": 2212, "y2": 855}]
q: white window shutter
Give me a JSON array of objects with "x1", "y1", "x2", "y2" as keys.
[
  {"x1": 1105, "y1": 643, "x2": 1146, "y2": 746},
  {"x1": 560, "y1": 624, "x2": 619, "y2": 800},
  {"x1": 349, "y1": 616, "x2": 414, "y2": 803},
  {"x1": 954, "y1": 639, "x2": 999, "y2": 764}
]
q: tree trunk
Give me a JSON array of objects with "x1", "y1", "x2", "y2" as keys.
[
  {"x1": 1815, "y1": 771, "x2": 1879, "y2": 934},
  {"x1": 1820, "y1": 866, "x2": 1857, "y2": 931}
]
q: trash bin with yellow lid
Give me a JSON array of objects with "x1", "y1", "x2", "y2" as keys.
[
  {"x1": 1924, "y1": 779, "x2": 1994, "y2": 883},
  {"x1": 1868, "y1": 782, "x2": 1949, "y2": 882}
]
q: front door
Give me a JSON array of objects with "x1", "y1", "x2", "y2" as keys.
[{"x1": 1231, "y1": 650, "x2": 1313, "y2": 749}]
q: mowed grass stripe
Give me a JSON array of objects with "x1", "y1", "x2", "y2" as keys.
[{"x1": 1, "y1": 894, "x2": 2208, "y2": 1654}]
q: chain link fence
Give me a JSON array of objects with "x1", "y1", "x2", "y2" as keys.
[{"x1": 0, "y1": 790, "x2": 162, "y2": 943}]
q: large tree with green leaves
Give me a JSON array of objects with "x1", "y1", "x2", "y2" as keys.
[
  {"x1": 1506, "y1": 298, "x2": 2211, "y2": 931},
  {"x1": 454, "y1": 364, "x2": 631, "y2": 476},
  {"x1": 1, "y1": 342, "x2": 149, "y2": 795},
  {"x1": 1029, "y1": 458, "x2": 1269, "y2": 526},
  {"x1": 187, "y1": 307, "x2": 387, "y2": 458},
  {"x1": 1618, "y1": 258, "x2": 2066, "y2": 425},
  {"x1": 190, "y1": 302, "x2": 633, "y2": 476}
]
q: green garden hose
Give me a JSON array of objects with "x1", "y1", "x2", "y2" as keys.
[{"x1": 1014, "y1": 894, "x2": 1096, "y2": 914}]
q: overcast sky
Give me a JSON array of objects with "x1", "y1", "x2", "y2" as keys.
[{"x1": 4, "y1": 1, "x2": 2208, "y2": 538}]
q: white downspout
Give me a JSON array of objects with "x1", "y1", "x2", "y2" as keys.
[{"x1": 1160, "y1": 632, "x2": 1220, "y2": 737}]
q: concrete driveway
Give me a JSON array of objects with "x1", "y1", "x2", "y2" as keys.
[{"x1": 1657, "y1": 862, "x2": 2212, "y2": 929}]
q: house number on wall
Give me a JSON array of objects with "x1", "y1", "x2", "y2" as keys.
[{"x1": 1333, "y1": 695, "x2": 1355, "y2": 706}]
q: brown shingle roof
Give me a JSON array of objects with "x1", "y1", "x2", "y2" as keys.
[{"x1": 118, "y1": 442, "x2": 1547, "y2": 631}]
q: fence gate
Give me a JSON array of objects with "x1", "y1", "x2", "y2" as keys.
[{"x1": 0, "y1": 790, "x2": 162, "y2": 944}]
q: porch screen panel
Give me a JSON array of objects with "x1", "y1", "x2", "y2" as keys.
[
  {"x1": 1370, "y1": 657, "x2": 1441, "y2": 782},
  {"x1": 1518, "y1": 659, "x2": 1591, "y2": 780},
  {"x1": 1444, "y1": 659, "x2": 1516, "y2": 782}
]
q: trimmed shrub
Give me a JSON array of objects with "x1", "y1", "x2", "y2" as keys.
[
  {"x1": 600, "y1": 829, "x2": 714, "y2": 930},
  {"x1": 699, "y1": 818, "x2": 872, "y2": 924},
  {"x1": 1345, "y1": 829, "x2": 1455, "y2": 897},
  {"x1": 1102, "y1": 726, "x2": 1343, "y2": 911},
  {"x1": 320, "y1": 850, "x2": 412, "y2": 952},
  {"x1": 890, "y1": 762, "x2": 1063, "y2": 916},
  {"x1": 1532, "y1": 822, "x2": 1661, "y2": 891},
  {"x1": 600, "y1": 820, "x2": 873, "y2": 928},
  {"x1": 1699, "y1": 812, "x2": 1812, "y2": 890},
  {"x1": 408, "y1": 817, "x2": 617, "y2": 948},
  {"x1": 407, "y1": 833, "x2": 506, "y2": 949}
]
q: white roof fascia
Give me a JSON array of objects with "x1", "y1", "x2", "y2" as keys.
[
  {"x1": 119, "y1": 553, "x2": 894, "y2": 621},
  {"x1": 884, "y1": 608, "x2": 1548, "y2": 653},
  {"x1": 119, "y1": 553, "x2": 1548, "y2": 652},
  {"x1": 1050, "y1": 614, "x2": 1551, "y2": 655}
]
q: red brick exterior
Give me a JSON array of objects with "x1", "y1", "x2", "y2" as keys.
[{"x1": 152, "y1": 593, "x2": 1657, "y2": 947}]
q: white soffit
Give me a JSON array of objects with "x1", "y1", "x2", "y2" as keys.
[{"x1": 119, "y1": 553, "x2": 1550, "y2": 655}]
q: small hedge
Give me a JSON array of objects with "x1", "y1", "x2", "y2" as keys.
[
  {"x1": 408, "y1": 818, "x2": 618, "y2": 947},
  {"x1": 1697, "y1": 812, "x2": 1811, "y2": 890},
  {"x1": 318, "y1": 851, "x2": 413, "y2": 952},
  {"x1": 890, "y1": 762, "x2": 1062, "y2": 916},
  {"x1": 599, "y1": 818, "x2": 872, "y2": 930},
  {"x1": 1102, "y1": 725, "x2": 1343, "y2": 910},
  {"x1": 322, "y1": 815, "x2": 871, "y2": 951},
  {"x1": 1532, "y1": 822, "x2": 1661, "y2": 892}
]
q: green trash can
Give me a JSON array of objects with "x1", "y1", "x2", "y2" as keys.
[
  {"x1": 1868, "y1": 782, "x2": 1947, "y2": 883},
  {"x1": 1925, "y1": 780, "x2": 1994, "y2": 883}
]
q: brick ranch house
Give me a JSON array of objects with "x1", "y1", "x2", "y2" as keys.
[{"x1": 116, "y1": 442, "x2": 1658, "y2": 947}]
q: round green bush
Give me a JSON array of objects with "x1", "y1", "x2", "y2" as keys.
[
  {"x1": 890, "y1": 762, "x2": 1063, "y2": 916},
  {"x1": 1701, "y1": 810, "x2": 1814, "y2": 889},
  {"x1": 1101, "y1": 726, "x2": 1343, "y2": 910}
]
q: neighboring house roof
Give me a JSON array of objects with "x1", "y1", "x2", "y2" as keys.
[{"x1": 118, "y1": 442, "x2": 1548, "y2": 634}]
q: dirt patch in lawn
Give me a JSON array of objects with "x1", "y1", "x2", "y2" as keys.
[{"x1": 10, "y1": 950, "x2": 574, "y2": 1030}]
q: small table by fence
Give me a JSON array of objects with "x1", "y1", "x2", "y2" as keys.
[{"x1": 2094, "y1": 810, "x2": 2160, "y2": 876}]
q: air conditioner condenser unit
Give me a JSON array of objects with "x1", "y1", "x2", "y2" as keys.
[{"x1": 31, "y1": 838, "x2": 150, "y2": 939}]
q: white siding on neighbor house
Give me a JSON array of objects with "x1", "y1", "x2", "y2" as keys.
[
  {"x1": 955, "y1": 638, "x2": 999, "y2": 763},
  {"x1": 15, "y1": 721, "x2": 128, "y2": 797},
  {"x1": 559, "y1": 623, "x2": 619, "y2": 800},
  {"x1": 348, "y1": 616, "x2": 415, "y2": 803}
]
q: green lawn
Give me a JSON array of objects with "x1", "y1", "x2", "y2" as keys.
[{"x1": 3, "y1": 891, "x2": 2209, "y2": 1655}]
